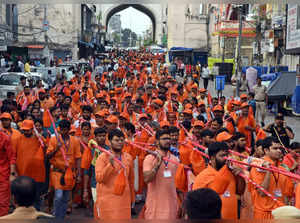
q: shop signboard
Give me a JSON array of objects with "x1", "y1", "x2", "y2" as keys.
[
  {"x1": 286, "y1": 5, "x2": 300, "y2": 54},
  {"x1": 0, "y1": 32, "x2": 6, "y2": 52}
]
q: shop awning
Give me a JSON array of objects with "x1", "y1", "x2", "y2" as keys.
[
  {"x1": 27, "y1": 45, "x2": 44, "y2": 49},
  {"x1": 78, "y1": 40, "x2": 93, "y2": 48},
  {"x1": 267, "y1": 71, "x2": 296, "y2": 101}
]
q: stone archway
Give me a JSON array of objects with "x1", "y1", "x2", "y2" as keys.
[{"x1": 104, "y1": 4, "x2": 156, "y2": 41}]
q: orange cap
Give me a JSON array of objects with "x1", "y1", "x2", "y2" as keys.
[
  {"x1": 241, "y1": 102, "x2": 249, "y2": 108},
  {"x1": 233, "y1": 100, "x2": 241, "y2": 106},
  {"x1": 95, "y1": 110, "x2": 106, "y2": 117},
  {"x1": 212, "y1": 105, "x2": 224, "y2": 112},
  {"x1": 120, "y1": 112, "x2": 129, "y2": 121},
  {"x1": 152, "y1": 99, "x2": 163, "y2": 106},
  {"x1": 160, "y1": 120, "x2": 170, "y2": 128},
  {"x1": 193, "y1": 120, "x2": 205, "y2": 128},
  {"x1": 102, "y1": 109, "x2": 110, "y2": 115},
  {"x1": 139, "y1": 114, "x2": 148, "y2": 120},
  {"x1": 96, "y1": 93, "x2": 105, "y2": 99},
  {"x1": 21, "y1": 119, "x2": 34, "y2": 130},
  {"x1": 106, "y1": 115, "x2": 118, "y2": 124},
  {"x1": 199, "y1": 88, "x2": 207, "y2": 93},
  {"x1": 198, "y1": 101, "x2": 205, "y2": 106},
  {"x1": 216, "y1": 131, "x2": 233, "y2": 142},
  {"x1": 191, "y1": 83, "x2": 198, "y2": 89},
  {"x1": 124, "y1": 92, "x2": 132, "y2": 98},
  {"x1": 184, "y1": 103, "x2": 193, "y2": 110},
  {"x1": 170, "y1": 90, "x2": 178, "y2": 95},
  {"x1": 38, "y1": 89, "x2": 46, "y2": 94},
  {"x1": 0, "y1": 112, "x2": 12, "y2": 120},
  {"x1": 115, "y1": 87, "x2": 123, "y2": 93},
  {"x1": 240, "y1": 94, "x2": 248, "y2": 99},
  {"x1": 183, "y1": 109, "x2": 193, "y2": 115}
]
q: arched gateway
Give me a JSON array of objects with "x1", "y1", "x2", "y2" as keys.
[{"x1": 102, "y1": 4, "x2": 165, "y2": 44}]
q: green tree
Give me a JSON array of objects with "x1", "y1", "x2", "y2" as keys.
[
  {"x1": 121, "y1": 28, "x2": 137, "y2": 47},
  {"x1": 112, "y1": 31, "x2": 120, "y2": 44},
  {"x1": 97, "y1": 11, "x2": 102, "y2": 23},
  {"x1": 143, "y1": 38, "x2": 157, "y2": 47}
]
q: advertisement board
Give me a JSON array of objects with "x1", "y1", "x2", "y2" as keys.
[{"x1": 286, "y1": 5, "x2": 300, "y2": 54}]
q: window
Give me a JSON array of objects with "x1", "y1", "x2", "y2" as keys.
[{"x1": 0, "y1": 74, "x2": 21, "y2": 86}]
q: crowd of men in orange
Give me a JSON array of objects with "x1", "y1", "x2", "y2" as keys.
[{"x1": 0, "y1": 49, "x2": 299, "y2": 220}]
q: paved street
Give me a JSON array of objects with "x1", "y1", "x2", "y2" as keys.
[
  {"x1": 205, "y1": 79, "x2": 300, "y2": 143},
  {"x1": 57, "y1": 78, "x2": 300, "y2": 220}
]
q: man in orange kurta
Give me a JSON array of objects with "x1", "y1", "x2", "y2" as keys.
[
  {"x1": 13, "y1": 120, "x2": 45, "y2": 211},
  {"x1": 236, "y1": 103, "x2": 256, "y2": 148},
  {"x1": 193, "y1": 142, "x2": 245, "y2": 219},
  {"x1": 0, "y1": 130, "x2": 17, "y2": 217},
  {"x1": 249, "y1": 137, "x2": 294, "y2": 219},
  {"x1": 0, "y1": 113, "x2": 21, "y2": 150},
  {"x1": 143, "y1": 129, "x2": 178, "y2": 219},
  {"x1": 39, "y1": 90, "x2": 55, "y2": 111},
  {"x1": 46, "y1": 120, "x2": 81, "y2": 219},
  {"x1": 95, "y1": 129, "x2": 134, "y2": 220}
]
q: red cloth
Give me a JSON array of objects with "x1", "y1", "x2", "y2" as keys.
[{"x1": 0, "y1": 131, "x2": 16, "y2": 216}]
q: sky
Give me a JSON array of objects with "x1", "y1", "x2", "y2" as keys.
[{"x1": 118, "y1": 7, "x2": 152, "y2": 36}]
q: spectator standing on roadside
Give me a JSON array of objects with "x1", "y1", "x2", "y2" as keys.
[
  {"x1": 253, "y1": 77, "x2": 267, "y2": 127},
  {"x1": 201, "y1": 64, "x2": 210, "y2": 90}
]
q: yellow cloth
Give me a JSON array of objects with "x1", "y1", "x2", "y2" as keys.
[{"x1": 24, "y1": 63, "x2": 30, "y2": 72}]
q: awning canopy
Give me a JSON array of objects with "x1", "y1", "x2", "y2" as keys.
[
  {"x1": 78, "y1": 40, "x2": 93, "y2": 48},
  {"x1": 169, "y1": 47, "x2": 193, "y2": 51},
  {"x1": 267, "y1": 71, "x2": 296, "y2": 101},
  {"x1": 27, "y1": 45, "x2": 44, "y2": 49}
]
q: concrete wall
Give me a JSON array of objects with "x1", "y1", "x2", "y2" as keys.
[
  {"x1": 15, "y1": 4, "x2": 82, "y2": 59},
  {"x1": 167, "y1": 4, "x2": 208, "y2": 49},
  {"x1": 17, "y1": 4, "x2": 81, "y2": 47},
  {"x1": 0, "y1": 4, "x2": 4, "y2": 24}
]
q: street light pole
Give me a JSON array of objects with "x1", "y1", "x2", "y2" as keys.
[{"x1": 235, "y1": 6, "x2": 243, "y2": 98}]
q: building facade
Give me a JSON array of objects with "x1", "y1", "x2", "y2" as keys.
[
  {"x1": 0, "y1": 4, "x2": 103, "y2": 61},
  {"x1": 167, "y1": 3, "x2": 209, "y2": 49}
]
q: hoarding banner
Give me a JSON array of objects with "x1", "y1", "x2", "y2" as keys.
[{"x1": 286, "y1": 5, "x2": 300, "y2": 51}]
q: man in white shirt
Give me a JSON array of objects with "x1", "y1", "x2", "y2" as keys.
[
  {"x1": 201, "y1": 64, "x2": 210, "y2": 90},
  {"x1": 253, "y1": 77, "x2": 267, "y2": 127},
  {"x1": 180, "y1": 62, "x2": 185, "y2": 77},
  {"x1": 146, "y1": 64, "x2": 152, "y2": 74}
]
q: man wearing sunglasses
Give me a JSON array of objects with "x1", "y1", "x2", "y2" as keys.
[
  {"x1": 143, "y1": 129, "x2": 179, "y2": 219},
  {"x1": 264, "y1": 114, "x2": 294, "y2": 148}
]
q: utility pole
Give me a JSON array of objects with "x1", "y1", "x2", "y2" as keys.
[
  {"x1": 256, "y1": 6, "x2": 262, "y2": 65},
  {"x1": 222, "y1": 37, "x2": 225, "y2": 62},
  {"x1": 44, "y1": 4, "x2": 49, "y2": 66},
  {"x1": 235, "y1": 6, "x2": 243, "y2": 98},
  {"x1": 120, "y1": 26, "x2": 122, "y2": 47}
]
